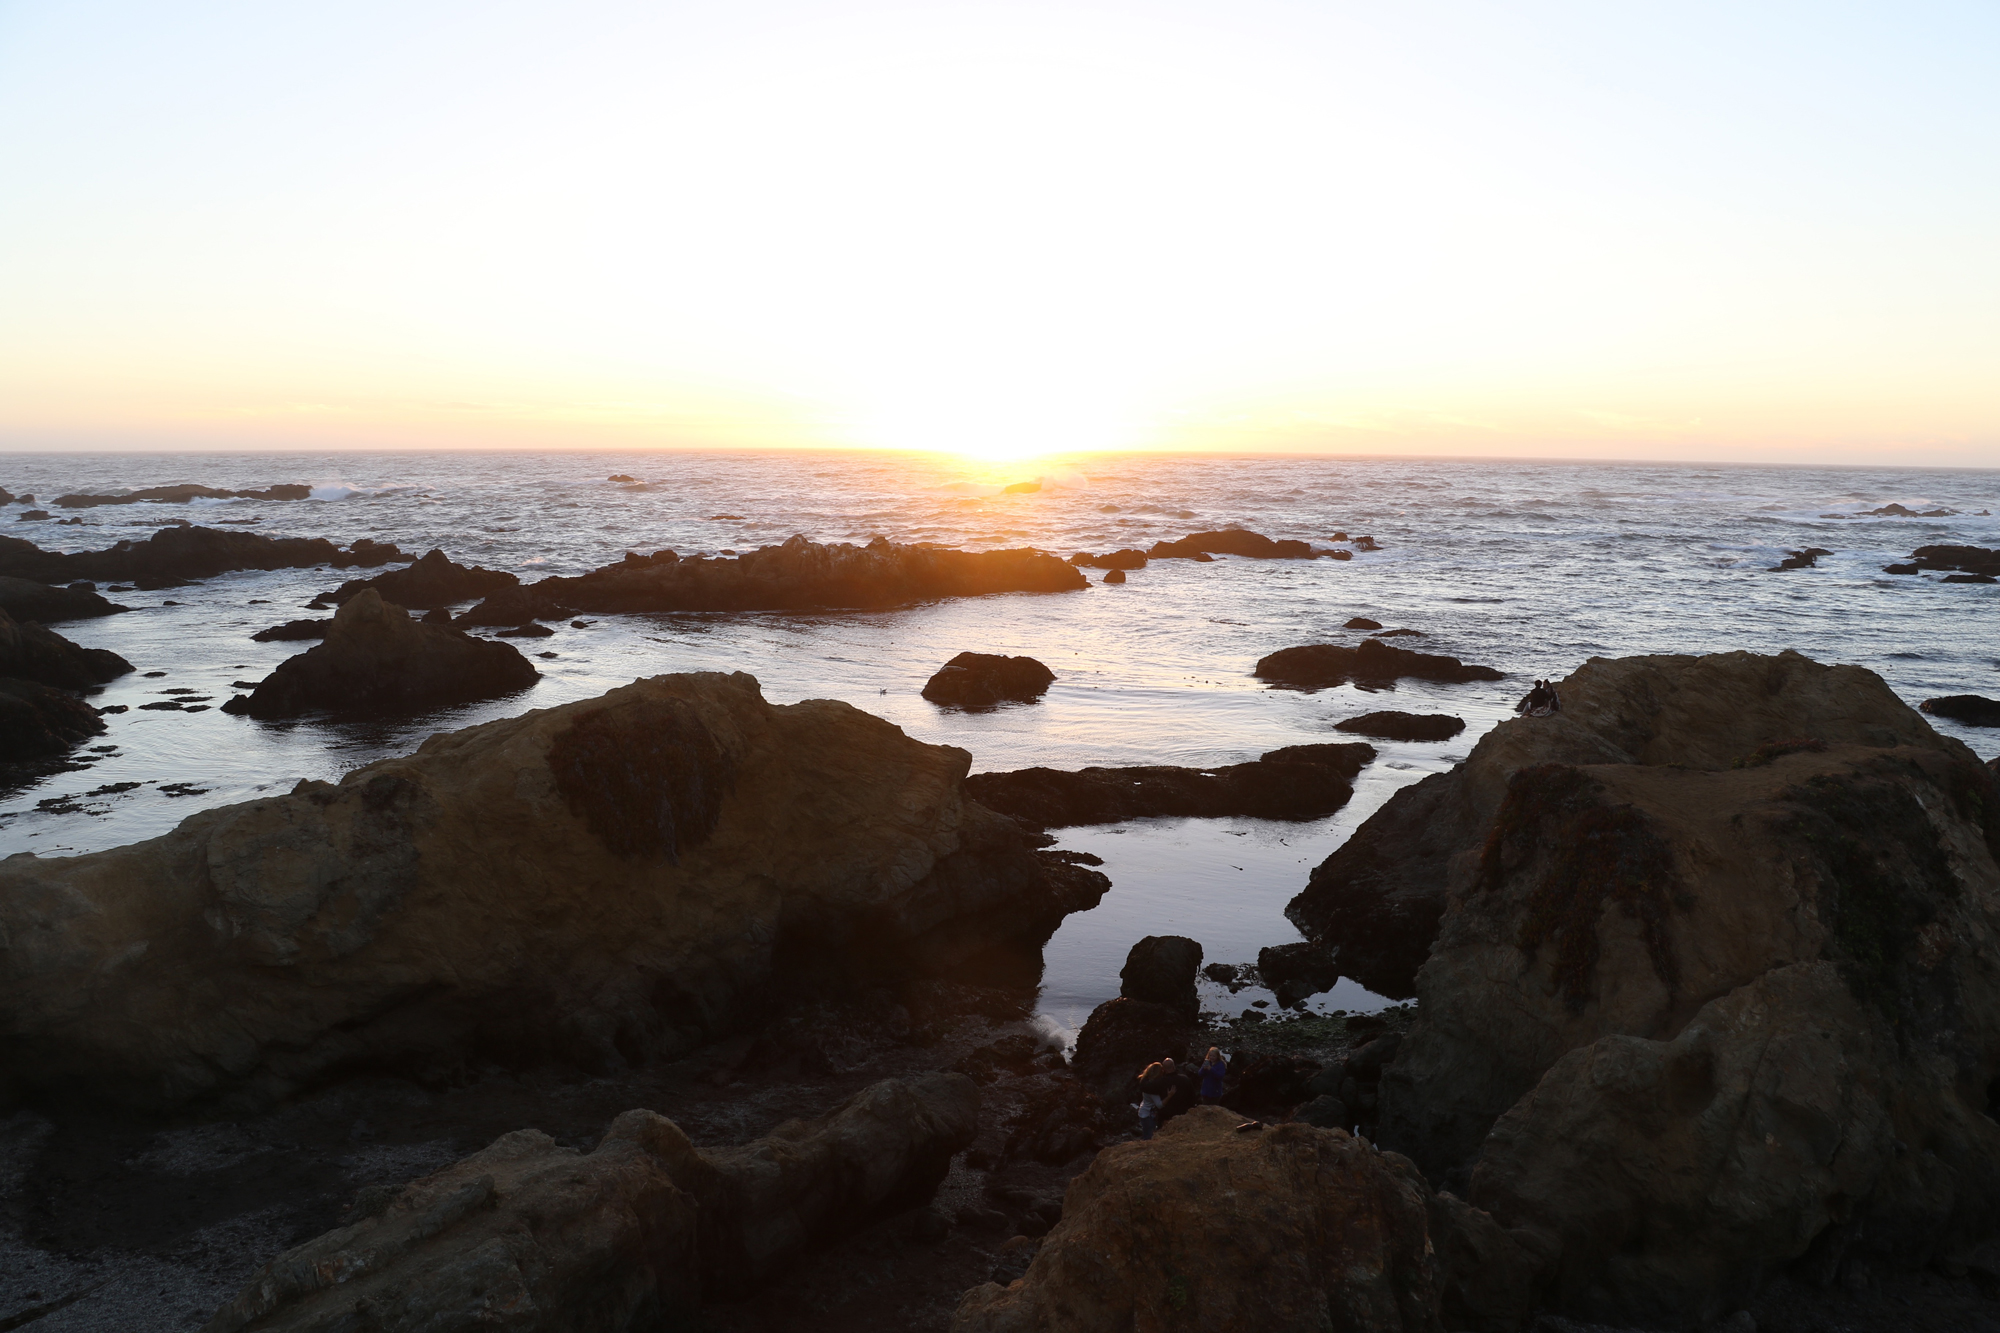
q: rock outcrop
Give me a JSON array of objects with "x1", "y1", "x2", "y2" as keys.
[
  {"x1": 0, "y1": 606, "x2": 133, "y2": 692},
  {"x1": 1772, "y1": 546, "x2": 1830, "y2": 570},
  {"x1": 247, "y1": 618, "x2": 330, "y2": 642},
  {"x1": 227, "y1": 590, "x2": 538, "y2": 717},
  {"x1": 0, "y1": 607, "x2": 132, "y2": 761},
  {"x1": 0, "y1": 575, "x2": 127, "y2": 622},
  {"x1": 950, "y1": 1110, "x2": 1462, "y2": 1333},
  {"x1": 1256, "y1": 638, "x2": 1504, "y2": 690},
  {"x1": 0, "y1": 527, "x2": 407, "y2": 590},
  {"x1": 1287, "y1": 650, "x2": 1952, "y2": 1000},
  {"x1": 207, "y1": 1073, "x2": 978, "y2": 1333},
  {"x1": 921, "y1": 652, "x2": 1056, "y2": 708},
  {"x1": 331, "y1": 548, "x2": 519, "y2": 609},
  {"x1": 1117, "y1": 935, "x2": 1202, "y2": 1018},
  {"x1": 1148, "y1": 527, "x2": 1320, "y2": 559},
  {"x1": 966, "y1": 742, "x2": 1374, "y2": 831},
  {"x1": 1068, "y1": 549, "x2": 1147, "y2": 569},
  {"x1": 1923, "y1": 694, "x2": 2000, "y2": 726},
  {"x1": 50, "y1": 483, "x2": 311, "y2": 508},
  {"x1": 1335, "y1": 711, "x2": 1467, "y2": 742},
  {"x1": 0, "y1": 672, "x2": 1104, "y2": 1108},
  {"x1": 1894, "y1": 543, "x2": 2000, "y2": 579},
  {"x1": 1070, "y1": 938, "x2": 1205, "y2": 1098},
  {"x1": 457, "y1": 535, "x2": 1085, "y2": 624}
]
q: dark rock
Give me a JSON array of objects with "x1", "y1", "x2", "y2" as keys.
[
  {"x1": 1904, "y1": 543, "x2": 2000, "y2": 577},
  {"x1": 1772, "y1": 547, "x2": 1831, "y2": 571},
  {"x1": 1346, "y1": 1034, "x2": 1401, "y2": 1079},
  {"x1": 1257, "y1": 941, "x2": 1341, "y2": 1005},
  {"x1": 248, "y1": 618, "x2": 330, "y2": 642},
  {"x1": 1883, "y1": 563, "x2": 1920, "y2": 574},
  {"x1": 1343, "y1": 617, "x2": 1382, "y2": 630},
  {"x1": 1149, "y1": 528, "x2": 1319, "y2": 559},
  {"x1": 1943, "y1": 573, "x2": 1998, "y2": 583},
  {"x1": 1102, "y1": 568, "x2": 1125, "y2": 584},
  {"x1": 0, "y1": 607, "x2": 133, "y2": 690},
  {"x1": 331, "y1": 548, "x2": 519, "y2": 608},
  {"x1": 0, "y1": 526, "x2": 410, "y2": 587},
  {"x1": 420, "y1": 607, "x2": 452, "y2": 624},
  {"x1": 923, "y1": 652, "x2": 1055, "y2": 708},
  {"x1": 497, "y1": 623, "x2": 556, "y2": 638},
  {"x1": 0, "y1": 677, "x2": 105, "y2": 757},
  {"x1": 1864, "y1": 502, "x2": 1956, "y2": 517},
  {"x1": 18, "y1": 510, "x2": 49, "y2": 521},
  {"x1": 1334, "y1": 711, "x2": 1467, "y2": 742},
  {"x1": 233, "y1": 589, "x2": 538, "y2": 717},
  {"x1": 607, "y1": 473, "x2": 638, "y2": 482},
  {"x1": 1297, "y1": 1094, "x2": 1349, "y2": 1128},
  {"x1": 1119, "y1": 936, "x2": 1202, "y2": 1018},
  {"x1": 1372, "y1": 628, "x2": 1422, "y2": 638},
  {"x1": 458, "y1": 534, "x2": 1085, "y2": 624},
  {"x1": 50, "y1": 482, "x2": 311, "y2": 509},
  {"x1": 1069, "y1": 549, "x2": 1148, "y2": 569},
  {"x1": 1255, "y1": 638, "x2": 1504, "y2": 690},
  {"x1": 0, "y1": 576, "x2": 128, "y2": 623},
  {"x1": 1922, "y1": 695, "x2": 2000, "y2": 726},
  {"x1": 1070, "y1": 998, "x2": 1193, "y2": 1099},
  {"x1": 1220, "y1": 1053, "x2": 1321, "y2": 1115},
  {"x1": 966, "y1": 743, "x2": 1375, "y2": 829}
]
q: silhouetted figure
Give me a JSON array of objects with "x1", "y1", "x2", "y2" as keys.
[{"x1": 1516, "y1": 678, "x2": 1562, "y2": 717}]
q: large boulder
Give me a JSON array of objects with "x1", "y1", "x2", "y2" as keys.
[
  {"x1": 0, "y1": 676, "x2": 106, "y2": 758},
  {"x1": 1118, "y1": 935, "x2": 1202, "y2": 1017},
  {"x1": 0, "y1": 526, "x2": 407, "y2": 589},
  {"x1": 457, "y1": 534, "x2": 1086, "y2": 624},
  {"x1": 0, "y1": 606, "x2": 133, "y2": 691},
  {"x1": 206, "y1": 1073, "x2": 979, "y2": 1333},
  {"x1": 1068, "y1": 549, "x2": 1148, "y2": 569},
  {"x1": 1923, "y1": 694, "x2": 2000, "y2": 726},
  {"x1": 1148, "y1": 528, "x2": 1321, "y2": 559},
  {"x1": 331, "y1": 548, "x2": 519, "y2": 609},
  {"x1": 1069, "y1": 999, "x2": 1193, "y2": 1100},
  {"x1": 1256, "y1": 638, "x2": 1504, "y2": 690},
  {"x1": 1359, "y1": 654, "x2": 2000, "y2": 1326},
  {"x1": 1335, "y1": 710, "x2": 1467, "y2": 742},
  {"x1": 922, "y1": 652, "x2": 1056, "y2": 708},
  {"x1": 966, "y1": 742, "x2": 1374, "y2": 830},
  {"x1": 227, "y1": 589, "x2": 538, "y2": 716},
  {"x1": 950, "y1": 1109, "x2": 1454, "y2": 1333},
  {"x1": 1287, "y1": 650, "x2": 1954, "y2": 999},
  {"x1": 0, "y1": 672, "x2": 1102, "y2": 1108},
  {"x1": 0, "y1": 575, "x2": 127, "y2": 622}
]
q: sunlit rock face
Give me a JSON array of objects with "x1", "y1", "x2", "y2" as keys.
[{"x1": 0, "y1": 672, "x2": 1098, "y2": 1110}]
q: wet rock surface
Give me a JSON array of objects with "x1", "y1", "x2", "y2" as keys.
[
  {"x1": 1256, "y1": 637, "x2": 1505, "y2": 689},
  {"x1": 227, "y1": 590, "x2": 537, "y2": 716},
  {"x1": 0, "y1": 576, "x2": 127, "y2": 623},
  {"x1": 921, "y1": 653, "x2": 1056, "y2": 708},
  {"x1": 1335, "y1": 710, "x2": 1468, "y2": 742},
  {"x1": 0, "y1": 527, "x2": 408, "y2": 590},
  {"x1": 964, "y1": 742, "x2": 1374, "y2": 830}
]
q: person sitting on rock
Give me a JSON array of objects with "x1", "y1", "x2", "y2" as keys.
[
  {"x1": 1198, "y1": 1047, "x2": 1228, "y2": 1105},
  {"x1": 1515, "y1": 679, "x2": 1561, "y2": 717}
]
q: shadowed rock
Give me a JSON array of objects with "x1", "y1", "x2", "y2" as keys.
[
  {"x1": 1069, "y1": 549, "x2": 1148, "y2": 569},
  {"x1": 922, "y1": 652, "x2": 1055, "y2": 708},
  {"x1": 1148, "y1": 528, "x2": 1320, "y2": 559},
  {"x1": 0, "y1": 606, "x2": 133, "y2": 692},
  {"x1": 1256, "y1": 638, "x2": 1504, "y2": 690},
  {"x1": 51, "y1": 483, "x2": 311, "y2": 509},
  {"x1": 227, "y1": 589, "x2": 537, "y2": 717},
  {"x1": 1922, "y1": 694, "x2": 2000, "y2": 726},
  {"x1": 1334, "y1": 711, "x2": 1467, "y2": 742},
  {"x1": 965, "y1": 743, "x2": 1374, "y2": 830},
  {"x1": 1119, "y1": 935, "x2": 1202, "y2": 1019},
  {"x1": 247, "y1": 618, "x2": 329, "y2": 642},
  {"x1": 331, "y1": 547, "x2": 519, "y2": 609},
  {"x1": 1900, "y1": 543, "x2": 2000, "y2": 578},
  {"x1": 0, "y1": 527, "x2": 407, "y2": 590},
  {"x1": 0, "y1": 575, "x2": 127, "y2": 623},
  {"x1": 0, "y1": 677, "x2": 106, "y2": 758}
]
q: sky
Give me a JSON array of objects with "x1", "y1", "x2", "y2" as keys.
[{"x1": 0, "y1": 0, "x2": 1996, "y2": 464}]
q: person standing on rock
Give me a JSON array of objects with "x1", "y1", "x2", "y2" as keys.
[
  {"x1": 1198, "y1": 1047, "x2": 1228, "y2": 1105},
  {"x1": 1137, "y1": 1060, "x2": 1173, "y2": 1139}
]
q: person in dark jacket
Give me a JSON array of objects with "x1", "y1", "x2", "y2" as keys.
[{"x1": 1198, "y1": 1047, "x2": 1228, "y2": 1104}]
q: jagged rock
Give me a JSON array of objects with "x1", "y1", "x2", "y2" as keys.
[
  {"x1": 247, "y1": 618, "x2": 329, "y2": 642},
  {"x1": 206, "y1": 1073, "x2": 978, "y2": 1333},
  {"x1": 0, "y1": 526, "x2": 408, "y2": 590},
  {"x1": 1068, "y1": 549, "x2": 1147, "y2": 569},
  {"x1": 231, "y1": 590, "x2": 537, "y2": 717},
  {"x1": 1069, "y1": 998, "x2": 1193, "y2": 1100},
  {"x1": 1148, "y1": 528, "x2": 1319, "y2": 559},
  {"x1": 17, "y1": 510, "x2": 48, "y2": 521},
  {"x1": 0, "y1": 672, "x2": 1101, "y2": 1108},
  {"x1": 1256, "y1": 638, "x2": 1504, "y2": 690},
  {"x1": 922, "y1": 652, "x2": 1055, "y2": 708},
  {"x1": 0, "y1": 575, "x2": 127, "y2": 622},
  {"x1": 1356, "y1": 659, "x2": 2000, "y2": 1326},
  {"x1": 1923, "y1": 695, "x2": 2000, "y2": 726},
  {"x1": 1287, "y1": 650, "x2": 1955, "y2": 1001},
  {"x1": 50, "y1": 483, "x2": 311, "y2": 509},
  {"x1": 1118, "y1": 936, "x2": 1201, "y2": 1018},
  {"x1": 457, "y1": 534, "x2": 1085, "y2": 624},
  {"x1": 951, "y1": 1109, "x2": 1460, "y2": 1333},
  {"x1": 331, "y1": 548, "x2": 519, "y2": 608},
  {"x1": 1772, "y1": 547, "x2": 1831, "y2": 570},
  {"x1": 965, "y1": 743, "x2": 1374, "y2": 830},
  {"x1": 0, "y1": 606, "x2": 133, "y2": 691},
  {"x1": 1335, "y1": 711, "x2": 1467, "y2": 742},
  {"x1": 1903, "y1": 543, "x2": 2000, "y2": 577}
]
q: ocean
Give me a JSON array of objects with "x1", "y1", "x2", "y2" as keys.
[{"x1": 3, "y1": 449, "x2": 1996, "y2": 1038}]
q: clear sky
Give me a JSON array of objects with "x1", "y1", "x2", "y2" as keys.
[{"x1": 1, "y1": 0, "x2": 1995, "y2": 463}]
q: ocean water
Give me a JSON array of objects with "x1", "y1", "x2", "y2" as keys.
[{"x1": 3, "y1": 450, "x2": 1996, "y2": 1036}]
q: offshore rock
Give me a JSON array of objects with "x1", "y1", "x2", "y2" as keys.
[
  {"x1": 206, "y1": 1073, "x2": 978, "y2": 1333},
  {"x1": 921, "y1": 652, "x2": 1056, "y2": 708},
  {"x1": 951, "y1": 1110, "x2": 1454, "y2": 1333},
  {"x1": 1068, "y1": 548, "x2": 1148, "y2": 569},
  {"x1": 965, "y1": 742, "x2": 1374, "y2": 830},
  {"x1": 331, "y1": 547, "x2": 519, "y2": 609},
  {"x1": 458, "y1": 534, "x2": 1085, "y2": 624},
  {"x1": 1923, "y1": 694, "x2": 2000, "y2": 727},
  {"x1": 1148, "y1": 527, "x2": 1319, "y2": 559},
  {"x1": 0, "y1": 575, "x2": 128, "y2": 623},
  {"x1": 1256, "y1": 637, "x2": 1504, "y2": 690},
  {"x1": 50, "y1": 482, "x2": 312, "y2": 508},
  {"x1": 0, "y1": 527, "x2": 408, "y2": 590},
  {"x1": 1904, "y1": 543, "x2": 2000, "y2": 577},
  {"x1": 231, "y1": 590, "x2": 537, "y2": 717},
  {"x1": 1335, "y1": 710, "x2": 1467, "y2": 742},
  {"x1": 1117, "y1": 935, "x2": 1202, "y2": 1018},
  {"x1": 1287, "y1": 650, "x2": 1953, "y2": 1000},
  {"x1": 248, "y1": 618, "x2": 329, "y2": 643},
  {"x1": 0, "y1": 672, "x2": 1094, "y2": 1108}
]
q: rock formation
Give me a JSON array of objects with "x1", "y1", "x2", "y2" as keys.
[
  {"x1": 0, "y1": 527, "x2": 407, "y2": 590},
  {"x1": 1345, "y1": 616, "x2": 1383, "y2": 629},
  {"x1": 1256, "y1": 638, "x2": 1504, "y2": 690},
  {"x1": 1102, "y1": 568, "x2": 1125, "y2": 584},
  {"x1": 0, "y1": 606, "x2": 133, "y2": 760},
  {"x1": 1334, "y1": 711, "x2": 1467, "y2": 742},
  {"x1": 0, "y1": 606, "x2": 133, "y2": 691},
  {"x1": 247, "y1": 618, "x2": 329, "y2": 642},
  {"x1": 0, "y1": 575, "x2": 127, "y2": 622},
  {"x1": 0, "y1": 672, "x2": 1105, "y2": 1108},
  {"x1": 921, "y1": 652, "x2": 1056, "y2": 708},
  {"x1": 1070, "y1": 937, "x2": 1205, "y2": 1099},
  {"x1": 457, "y1": 534, "x2": 1085, "y2": 624},
  {"x1": 227, "y1": 590, "x2": 538, "y2": 717},
  {"x1": 1068, "y1": 549, "x2": 1147, "y2": 569},
  {"x1": 1772, "y1": 547, "x2": 1830, "y2": 570},
  {"x1": 50, "y1": 483, "x2": 311, "y2": 508},
  {"x1": 1117, "y1": 935, "x2": 1201, "y2": 1018},
  {"x1": 965, "y1": 743, "x2": 1374, "y2": 831},
  {"x1": 1148, "y1": 528, "x2": 1321, "y2": 559},
  {"x1": 331, "y1": 548, "x2": 519, "y2": 608},
  {"x1": 206, "y1": 1073, "x2": 979, "y2": 1333},
  {"x1": 1923, "y1": 694, "x2": 2000, "y2": 726},
  {"x1": 1890, "y1": 543, "x2": 2000, "y2": 580},
  {"x1": 1287, "y1": 649, "x2": 1950, "y2": 999}
]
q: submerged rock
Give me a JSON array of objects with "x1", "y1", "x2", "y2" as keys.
[
  {"x1": 1256, "y1": 638, "x2": 1504, "y2": 690},
  {"x1": 331, "y1": 547, "x2": 519, "y2": 609},
  {"x1": 1148, "y1": 528, "x2": 1320, "y2": 559},
  {"x1": 922, "y1": 652, "x2": 1055, "y2": 708},
  {"x1": 0, "y1": 575, "x2": 127, "y2": 623},
  {"x1": 1102, "y1": 568, "x2": 1125, "y2": 584},
  {"x1": 965, "y1": 742, "x2": 1375, "y2": 830},
  {"x1": 207, "y1": 1073, "x2": 978, "y2": 1333},
  {"x1": 458, "y1": 534, "x2": 1085, "y2": 624},
  {"x1": 1923, "y1": 695, "x2": 2000, "y2": 726},
  {"x1": 0, "y1": 526, "x2": 408, "y2": 589},
  {"x1": 0, "y1": 671, "x2": 1101, "y2": 1107},
  {"x1": 1772, "y1": 546, "x2": 1831, "y2": 570},
  {"x1": 1334, "y1": 710, "x2": 1467, "y2": 742},
  {"x1": 230, "y1": 589, "x2": 538, "y2": 717}
]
